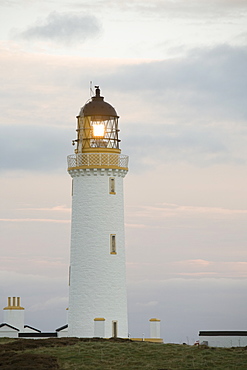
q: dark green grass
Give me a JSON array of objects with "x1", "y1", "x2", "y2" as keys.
[{"x1": 1, "y1": 337, "x2": 247, "y2": 369}]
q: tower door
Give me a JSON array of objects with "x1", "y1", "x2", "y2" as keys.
[{"x1": 112, "y1": 321, "x2": 118, "y2": 338}]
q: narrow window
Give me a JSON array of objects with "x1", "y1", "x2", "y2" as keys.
[
  {"x1": 112, "y1": 321, "x2": 118, "y2": 338},
  {"x1": 109, "y1": 177, "x2": 116, "y2": 194},
  {"x1": 71, "y1": 179, "x2": 74, "y2": 196},
  {"x1": 110, "y1": 234, "x2": 116, "y2": 254}
]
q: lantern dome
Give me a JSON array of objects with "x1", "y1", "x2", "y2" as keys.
[{"x1": 78, "y1": 87, "x2": 118, "y2": 118}]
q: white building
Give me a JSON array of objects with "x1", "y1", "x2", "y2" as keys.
[
  {"x1": 67, "y1": 86, "x2": 129, "y2": 338},
  {"x1": 3, "y1": 297, "x2": 24, "y2": 332},
  {"x1": 199, "y1": 331, "x2": 247, "y2": 347},
  {"x1": 0, "y1": 297, "x2": 42, "y2": 338}
]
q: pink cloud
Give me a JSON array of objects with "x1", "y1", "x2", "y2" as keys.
[
  {"x1": 125, "y1": 223, "x2": 146, "y2": 228},
  {"x1": 17, "y1": 205, "x2": 71, "y2": 212},
  {"x1": 0, "y1": 218, "x2": 70, "y2": 223}
]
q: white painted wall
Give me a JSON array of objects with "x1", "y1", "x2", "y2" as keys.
[
  {"x1": 3, "y1": 309, "x2": 24, "y2": 331},
  {"x1": 68, "y1": 167, "x2": 128, "y2": 338},
  {"x1": 199, "y1": 336, "x2": 247, "y2": 347},
  {"x1": 94, "y1": 319, "x2": 105, "y2": 338},
  {"x1": 0, "y1": 327, "x2": 19, "y2": 338},
  {"x1": 57, "y1": 328, "x2": 69, "y2": 338},
  {"x1": 150, "y1": 320, "x2": 161, "y2": 339}
]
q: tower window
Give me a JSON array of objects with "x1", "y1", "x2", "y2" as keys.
[
  {"x1": 109, "y1": 177, "x2": 116, "y2": 194},
  {"x1": 112, "y1": 321, "x2": 118, "y2": 338},
  {"x1": 110, "y1": 234, "x2": 116, "y2": 254}
]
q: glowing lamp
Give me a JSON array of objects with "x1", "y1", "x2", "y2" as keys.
[{"x1": 93, "y1": 123, "x2": 105, "y2": 138}]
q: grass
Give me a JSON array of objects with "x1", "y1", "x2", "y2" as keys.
[{"x1": 1, "y1": 337, "x2": 247, "y2": 369}]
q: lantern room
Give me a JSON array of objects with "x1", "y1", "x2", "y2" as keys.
[{"x1": 74, "y1": 86, "x2": 120, "y2": 154}]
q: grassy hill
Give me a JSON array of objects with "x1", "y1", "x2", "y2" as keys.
[{"x1": 1, "y1": 337, "x2": 247, "y2": 369}]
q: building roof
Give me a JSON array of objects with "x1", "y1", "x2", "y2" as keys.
[
  {"x1": 56, "y1": 324, "x2": 68, "y2": 332},
  {"x1": 199, "y1": 331, "x2": 247, "y2": 336},
  {"x1": 18, "y1": 332, "x2": 57, "y2": 338},
  {"x1": 0, "y1": 323, "x2": 19, "y2": 331},
  {"x1": 24, "y1": 325, "x2": 41, "y2": 333},
  {"x1": 78, "y1": 87, "x2": 118, "y2": 118}
]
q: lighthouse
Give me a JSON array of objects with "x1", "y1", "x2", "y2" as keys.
[{"x1": 67, "y1": 86, "x2": 129, "y2": 338}]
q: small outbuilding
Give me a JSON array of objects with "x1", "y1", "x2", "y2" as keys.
[{"x1": 199, "y1": 331, "x2": 247, "y2": 347}]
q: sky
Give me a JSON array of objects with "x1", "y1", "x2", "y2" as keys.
[{"x1": 0, "y1": 0, "x2": 247, "y2": 344}]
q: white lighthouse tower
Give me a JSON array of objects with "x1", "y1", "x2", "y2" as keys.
[{"x1": 67, "y1": 86, "x2": 129, "y2": 338}]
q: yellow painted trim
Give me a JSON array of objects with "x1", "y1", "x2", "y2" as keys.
[
  {"x1": 3, "y1": 306, "x2": 24, "y2": 310},
  {"x1": 110, "y1": 252, "x2": 117, "y2": 255},
  {"x1": 68, "y1": 166, "x2": 128, "y2": 171},
  {"x1": 149, "y1": 318, "x2": 161, "y2": 322},
  {"x1": 82, "y1": 148, "x2": 121, "y2": 154},
  {"x1": 131, "y1": 338, "x2": 163, "y2": 343},
  {"x1": 94, "y1": 318, "x2": 105, "y2": 321},
  {"x1": 109, "y1": 191, "x2": 116, "y2": 195},
  {"x1": 92, "y1": 337, "x2": 163, "y2": 343}
]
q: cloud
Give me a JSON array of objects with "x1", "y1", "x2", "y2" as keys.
[
  {"x1": 174, "y1": 260, "x2": 247, "y2": 278},
  {"x1": 127, "y1": 259, "x2": 247, "y2": 281},
  {"x1": 0, "y1": 125, "x2": 72, "y2": 173},
  {"x1": 0, "y1": 0, "x2": 20, "y2": 5},
  {"x1": 0, "y1": 218, "x2": 70, "y2": 223},
  {"x1": 178, "y1": 259, "x2": 211, "y2": 266},
  {"x1": 139, "y1": 203, "x2": 247, "y2": 218},
  {"x1": 1, "y1": 44, "x2": 247, "y2": 173},
  {"x1": 125, "y1": 223, "x2": 146, "y2": 229},
  {"x1": 139, "y1": 0, "x2": 247, "y2": 18},
  {"x1": 95, "y1": 44, "x2": 247, "y2": 169},
  {"x1": 101, "y1": 45, "x2": 247, "y2": 113},
  {"x1": 123, "y1": 124, "x2": 232, "y2": 170},
  {"x1": 17, "y1": 205, "x2": 71, "y2": 212},
  {"x1": 135, "y1": 300, "x2": 158, "y2": 308},
  {"x1": 126, "y1": 203, "x2": 247, "y2": 232},
  {"x1": 0, "y1": 256, "x2": 68, "y2": 278},
  {"x1": 72, "y1": 0, "x2": 247, "y2": 19},
  {"x1": 29, "y1": 296, "x2": 68, "y2": 312},
  {"x1": 18, "y1": 11, "x2": 101, "y2": 45},
  {"x1": 125, "y1": 196, "x2": 247, "y2": 275}
]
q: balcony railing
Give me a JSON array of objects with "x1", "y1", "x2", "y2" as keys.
[{"x1": 67, "y1": 153, "x2": 129, "y2": 170}]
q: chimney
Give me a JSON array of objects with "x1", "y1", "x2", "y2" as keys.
[{"x1": 3, "y1": 296, "x2": 25, "y2": 331}]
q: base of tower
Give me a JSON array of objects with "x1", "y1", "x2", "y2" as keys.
[{"x1": 131, "y1": 338, "x2": 163, "y2": 343}]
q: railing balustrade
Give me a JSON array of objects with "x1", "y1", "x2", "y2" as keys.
[{"x1": 67, "y1": 153, "x2": 129, "y2": 169}]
